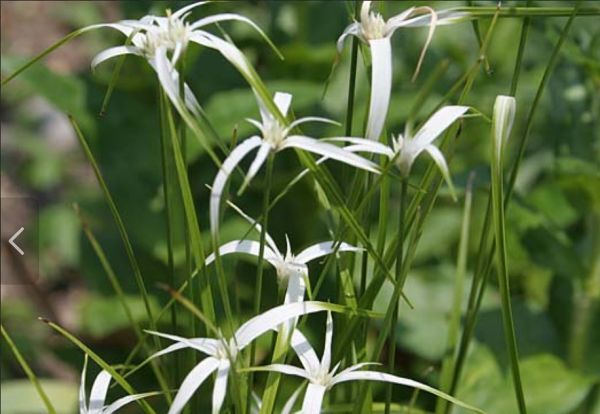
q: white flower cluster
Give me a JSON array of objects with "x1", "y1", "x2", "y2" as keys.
[{"x1": 59, "y1": 1, "x2": 486, "y2": 413}]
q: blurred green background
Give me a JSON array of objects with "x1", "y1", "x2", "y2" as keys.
[{"x1": 1, "y1": 1, "x2": 599, "y2": 413}]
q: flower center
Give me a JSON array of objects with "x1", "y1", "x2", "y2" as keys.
[
  {"x1": 215, "y1": 339, "x2": 238, "y2": 361},
  {"x1": 276, "y1": 261, "x2": 307, "y2": 282},
  {"x1": 312, "y1": 367, "x2": 334, "y2": 387},
  {"x1": 262, "y1": 118, "x2": 287, "y2": 149},
  {"x1": 361, "y1": 11, "x2": 387, "y2": 40},
  {"x1": 140, "y1": 13, "x2": 191, "y2": 58}
]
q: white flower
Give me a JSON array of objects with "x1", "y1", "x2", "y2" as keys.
[
  {"x1": 146, "y1": 301, "x2": 334, "y2": 414},
  {"x1": 206, "y1": 200, "x2": 362, "y2": 307},
  {"x1": 252, "y1": 312, "x2": 484, "y2": 414},
  {"x1": 337, "y1": 1, "x2": 466, "y2": 141},
  {"x1": 328, "y1": 105, "x2": 470, "y2": 198},
  {"x1": 87, "y1": 1, "x2": 277, "y2": 117},
  {"x1": 209, "y1": 91, "x2": 380, "y2": 235},
  {"x1": 491, "y1": 95, "x2": 516, "y2": 166},
  {"x1": 79, "y1": 356, "x2": 155, "y2": 414}
]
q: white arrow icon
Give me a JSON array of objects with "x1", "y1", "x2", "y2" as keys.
[{"x1": 9, "y1": 227, "x2": 25, "y2": 256}]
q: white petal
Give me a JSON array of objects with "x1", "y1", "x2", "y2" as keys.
[
  {"x1": 283, "y1": 271, "x2": 307, "y2": 305},
  {"x1": 205, "y1": 240, "x2": 279, "y2": 268},
  {"x1": 172, "y1": 1, "x2": 209, "y2": 19},
  {"x1": 281, "y1": 386, "x2": 303, "y2": 414},
  {"x1": 224, "y1": 200, "x2": 281, "y2": 256},
  {"x1": 336, "y1": 362, "x2": 381, "y2": 378},
  {"x1": 82, "y1": 22, "x2": 135, "y2": 38},
  {"x1": 331, "y1": 371, "x2": 483, "y2": 413},
  {"x1": 260, "y1": 91, "x2": 293, "y2": 124},
  {"x1": 88, "y1": 370, "x2": 112, "y2": 413},
  {"x1": 399, "y1": 10, "x2": 468, "y2": 28},
  {"x1": 210, "y1": 136, "x2": 263, "y2": 235},
  {"x1": 91, "y1": 46, "x2": 141, "y2": 71},
  {"x1": 241, "y1": 142, "x2": 271, "y2": 192},
  {"x1": 321, "y1": 312, "x2": 334, "y2": 373},
  {"x1": 384, "y1": 7, "x2": 417, "y2": 34},
  {"x1": 103, "y1": 392, "x2": 158, "y2": 414},
  {"x1": 146, "y1": 330, "x2": 220, "y2": 356},
  {"x1": 365, "y1": 38, "x2": 392, "y2": 141},
  {"x1": 212, "y1": 360, "x2": 231, "y2": 414},
  {"x1": 413, "y1": 105, "x2": 469, "y2": 147},
  {"x1": 284, "y1": 116, "x2": 339, "y2": 135},
  {"x1": 282, "y1": 135, "x2": 379, "y2": 174},
  {"x1": 423, "y1": 145, "x2": 456, "y2": 200},
  {"x1": 290, "y1": 330, "x2": 320, "y2": 373},
  {"x1": 324, "y1": 137, "x2": 394, "y2": 158},
  {"x1": 336, "y1": 22, "x2": 361, "y2": 53},
  {"x1": 251, "y1": 363, "x2": 311, "y2": 380},
  {"x1": 294, "y1": 241, "x2": 362, "y2": 265},
  {"x1": 301, "y1": 383, "x2": 327, "y2": 414},
  {"x1": 79, "y1": 356, "x2": 88, "y2": 414},
  {"x1": 168, "y1": 357, "x2": 220, "y2": 414},
  {"x1": 154, "y1": 47, "x2": 187, "y2": 116},
  {"x1": 360, "y1": 1, "x2": 373, "y2": 23},
  {"x1": 234, "y1": 301, "x2": 330, "y2": 349}
]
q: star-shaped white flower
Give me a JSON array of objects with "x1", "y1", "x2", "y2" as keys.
[
  {"x1": 337, "y1": 1, "x2": 466, "y2": 141},
  {"x1": 327, "y1": 105, "x2": 470, "y2": 198},
  {"x1": 146, "y1": 301, "x2": 334, "y2": 414},
  {"x1": 79, "y1": 356, "x2": 156, "y2": 414},
  {"x1": 207, "y1": 201, "x2": 362, "y2": 308},
  {"x1": 87, "y1": 1, "x2": 277, "y2": 118},
  {"x1": 251, "y1": 312, "x2": 484, "y2": 414},
  {"x1": 209, "y1": 91, "x2": 379, "y2": 235}
]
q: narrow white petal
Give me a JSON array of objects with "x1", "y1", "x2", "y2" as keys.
[
  {"x1": 283, "y1": 272, "x2": 307, "y2": 305},
  {"x1": 154, "y1": 47, "x2": 187, "y2": 116},
  {"x1": 168, "y1": 357, "x2": 220, "y2": 414},
  {"x1": 79, "y1": 356, "x2": 88, "y2": 414},
  {"x1": 365, "y1": 38, "x2": 392, "y2": 141},
  {"x1": 336, "y1": 362, "x2": 381, "y2": 377},
  {"x1": 301, "y1": 383, "x2": 327, "y2": 414},
  {"x1": 423, "y1": 145, "x2": 456, "y2": 200},
  {"x1": 384, "y1": 7, "x2": 416, "y2": 34},
  {"x1": 336, "y1": 22, "x2": 361, "y2": 53},
  {"x1": 399, "y1": 10, "x2": 468, "y2": 28},
  {"x1": 224, "y1": 200, "x2": 281, "y2": 256},
  {"x1": 146, "y1": 330, "x2": 220, "y2": 356},
  {"x1": 172, "y1": 1, "x2": 209, "y2": 19},
  {"x1": 295, "y1": 241, "x2": 362, "y2": 265},
  {"x1": 321, "y1": 312, "x2": 334, "y2": 373},
  {"x1": 331, "y1": 371, "x2": 483, "y2": 413},
  {"x1": 324, "y1": 137, "x2": 394, "y2": 158},
  {"x1": 234, "y1": 301, "x2": 330, "y2": 349},
  {"x1": 281, "y1": 386, "x2": 303, "y2": 414},
  {"x1": 290, "y1": 329, "x2": 320, "y2": 373},
  {"x1": 285, "y1": 116, "x2": 339, "y2": 135},
  {"x1": 82, "y1": 22, "x2": 135, "y2": 38},
  {"x1": 258, "y1": 91, "x2": 292, "y2": 124},
  {"x1": 413, "y1": 105, "x2": 469, "y2": 147},
  {"x1": 210, "y1": 136, "x2": 263, "y2": 235},
  {"x1": 91, "y1": 46, "x2": 141, "y2": 70},
  {"x1": 251, "y1": 364, "x2": 311, "y2": 380},
  {"x1": 242, "y1": 142, "x2": 271, "y2": 192},
  {"x1": 205, "y1": 240, "x2": 279, "y2": 268},
  {"x1": 282, "y1": 135, "x2": 379, "y2": 174},
  {"x1": 360, "y1": 1, "x2": 373, "y2": 23},
  {"x1": 211, "y1": 360, "x2": 231, "y2": 414},
  {"x1": 103, "y1": 392, "x2": 158, "y2": 414},
  {"x1": 88, "y1": 370, "x2": 112, "y2": 413}
]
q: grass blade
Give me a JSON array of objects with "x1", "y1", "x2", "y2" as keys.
[{"x1": 1, "y1": 325, "x2": 58, "y2": 414}]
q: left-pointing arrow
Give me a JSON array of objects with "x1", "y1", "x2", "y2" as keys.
[{"x1": 9, "y1": 227, "x2": 25, "y2": 256}]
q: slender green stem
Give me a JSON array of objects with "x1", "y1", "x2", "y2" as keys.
[
  {"x1": 247, "y1": 152, "x2": 275, "y2": 413},
  {"x1": 491, "y1": 126, "x2": 527, "y2": 414},
  {"x1": 435, "y1": 174, "x2": 475, "y2": 414},
  {"x1": 449, "y1": 5, "x2": 598, "y2": 17},
  {"x1": 384, "y1": 180, "x2": 408, "y2": 414},
  {"x1": 1, "y1": 325, "x2": 57, "y2": 414},
  {"x1": 448, "y1": 4, "x2": 579, "y2": 401}
]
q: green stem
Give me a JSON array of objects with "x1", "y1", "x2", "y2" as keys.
[
  {"x1": 247, "y1": 152, "x2": 275, "y2": 413},
  {"x1": 384, "y1": 180, "x2": 408, "y2": 414},
  {"x1": 1, "y1": 325, "x2": 57, "y2": 414}
]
